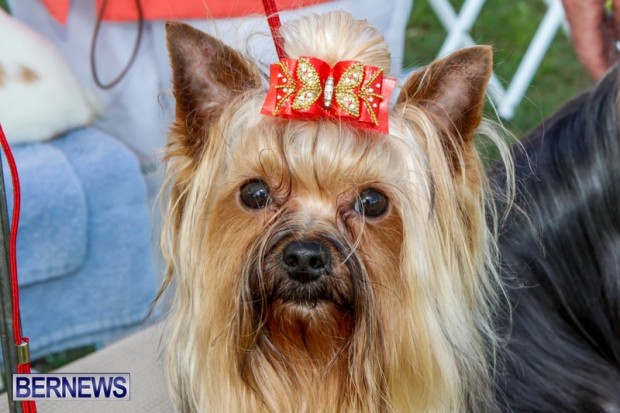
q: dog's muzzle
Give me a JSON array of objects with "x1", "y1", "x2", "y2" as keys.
[{"x1": 250, "y1": 228, "x2": 355, "y2": 306}]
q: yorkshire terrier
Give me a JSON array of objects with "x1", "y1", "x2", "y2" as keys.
[
  {"x1": 160, "y1": 11, "x2": 512, "y2": 413},
  {"x1": 494, "y1": 61, "x2": 620, "y2": 412}
]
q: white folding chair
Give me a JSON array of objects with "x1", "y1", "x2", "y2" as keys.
[{"x1": 428, "y1": 0, "x2": 566, "y2": 119}]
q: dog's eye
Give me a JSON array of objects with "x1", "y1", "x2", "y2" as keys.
[
  {"x1": 240, "y1": 180, "x2": 271, "y2": 209},
  {"x1": 355, "y1": 189, "x2": 388, "y2": 217}
]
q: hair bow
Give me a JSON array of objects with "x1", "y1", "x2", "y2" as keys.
[{"x1": 261, "y1": 57, "x2": 395, "y2": 134}]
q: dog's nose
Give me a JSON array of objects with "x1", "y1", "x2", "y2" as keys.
[{"x1": 282, "y1": 241, "x2": 330, "y2": 283}]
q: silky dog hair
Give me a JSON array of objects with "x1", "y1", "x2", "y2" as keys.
[
  {"x1": 495, "y1": 64, "x2": 620, "y2": 412},
  {"x1": 161, "y1": 11, "x2": 512, "y2": 412}
]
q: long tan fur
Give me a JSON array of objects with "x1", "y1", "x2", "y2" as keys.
[{"x1": 161, "y1": 11, "x2": 513, "y2": 413}]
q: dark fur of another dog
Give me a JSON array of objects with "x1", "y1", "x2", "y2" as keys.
[{"x1": 496, "y1": 66, "x2": 620, "y2": 412}]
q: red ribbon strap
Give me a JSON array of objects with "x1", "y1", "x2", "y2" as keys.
[
  {"x1": 261, "y1": 57, "x2": 395, "y2": 133},
  {"x1": 262, "y1": 0, "x2": 286, "y2": 60}
]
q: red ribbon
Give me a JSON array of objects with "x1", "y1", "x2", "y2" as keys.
[{"x1": 261, "y1": 57, "x2": 395, "y2": 134}]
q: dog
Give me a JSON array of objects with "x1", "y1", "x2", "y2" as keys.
[
  {"x1": 159, "y1": 10, "x2": 514, "y2": 412},
  {"x1": 494, "y1": 64, "x2": 620, "y2": 411}
]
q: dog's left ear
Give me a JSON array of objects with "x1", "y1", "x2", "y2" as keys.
[
  {"x1": 166, "y1": 21, "x2": 262, "y2": 159},
  {"x1": 397, "y1": 46, "x2": 493, "y2": 144}
]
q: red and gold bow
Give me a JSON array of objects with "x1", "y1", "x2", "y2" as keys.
[{"x1": 261, "y1": 57, "x2": 395, "y2": 134}]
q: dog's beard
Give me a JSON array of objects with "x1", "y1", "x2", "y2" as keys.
[{"x1": 234, "y1": 220, "x2": 386, "y2": 408}]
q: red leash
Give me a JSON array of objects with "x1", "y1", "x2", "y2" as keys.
[
  {"x1": 0, "y1": 125, "x2": 36, "y2": 413},
  {"x1": 261, "y1": 0, "x2": 286, "y2": 60}
]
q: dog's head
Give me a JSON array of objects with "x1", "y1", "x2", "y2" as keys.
[{"x1": 162, "y1": 11, "x2": 503, "y2": 412}]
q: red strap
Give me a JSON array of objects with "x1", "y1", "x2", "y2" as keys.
[
  {"x1": 0, "y1": 125, "x2": 36, "y2": 413},
  {"x1": 18, "y1": 352, "x2": 37, "y2": 413},
  {"x1": 0, "y1": 126, "x2": 22, "y2": 345},
  {"x1": 262, "y1": 0, "x2": 286, "y2": 60}
]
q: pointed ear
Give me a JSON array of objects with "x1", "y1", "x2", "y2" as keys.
[
  {"x1": 165, "y1": 21, "x2": 262, "y2": 159},
  {"x1": 397, "y1": 46, "x2": 493, "y2": 143}
]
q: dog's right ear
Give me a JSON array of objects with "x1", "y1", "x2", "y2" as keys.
[
  {"x1": 397, "y1": 46, "x2": 493, "y2": 144},
  {"x1": 166, "y1": 21, "x2": 262, "y2": 159}
]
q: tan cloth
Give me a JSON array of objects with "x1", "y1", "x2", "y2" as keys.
[{"x1": 0, "y1": 323, "x2": 173, "y2": 413}]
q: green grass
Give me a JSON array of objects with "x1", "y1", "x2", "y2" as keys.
[
  {"x1": 0, "y1": 345, "x2": 97, "y2": 393},
  {"x1": 31, "y1": 345, "x2": 98, "y2": 373},
  {"x1": 0, "y1": 0, "x2": 8, "y2": 12},
  {"x1": 405, "y1": 0, "x2": 593, "y2": 136}
]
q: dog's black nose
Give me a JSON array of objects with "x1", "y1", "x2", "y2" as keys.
[{"x1": 282, "y1": 241, "x2": 330, "y2": 283}]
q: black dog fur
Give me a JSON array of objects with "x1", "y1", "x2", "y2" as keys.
[{"x1": 495, "y1": 66, "x2": 620, "y2": 412}]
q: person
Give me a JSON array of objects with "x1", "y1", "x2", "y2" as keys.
[{"x1": 562, "y1": 0, "x2": 620, "y2": 79}]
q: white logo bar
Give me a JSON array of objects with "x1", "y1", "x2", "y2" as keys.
[{"x1": 13, "y1": 373, "x2": 130, "y2": 401}]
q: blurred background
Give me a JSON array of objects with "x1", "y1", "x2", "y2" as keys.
[
  {"x1": 405, "y1": 0, "x2": 592, "y2": 136},
  {"x1": 0, "y1": 0, "x2": 594, "y2": 136}
]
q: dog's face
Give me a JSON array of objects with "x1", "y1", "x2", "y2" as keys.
[
  {"x1": 216, "y1": 119, "x2": 410, "y2": 371},
  {"x1": 163, "y1": 12, "x2": 500, "y2": 413}
]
